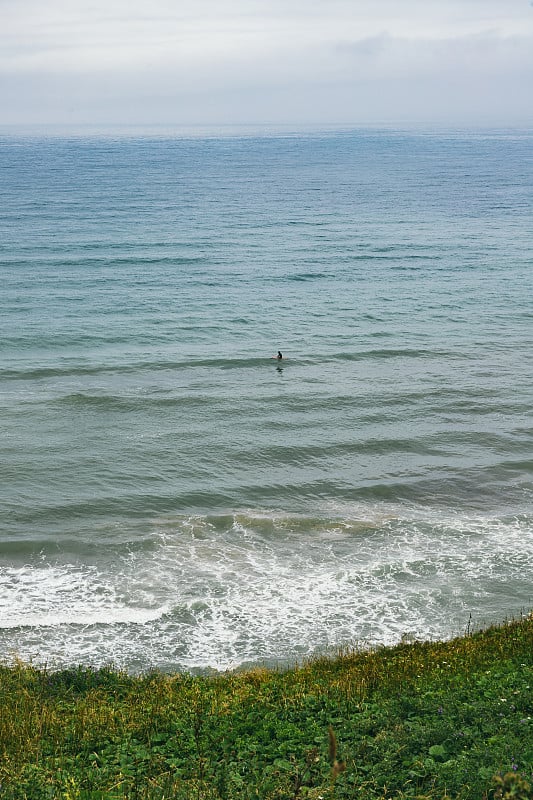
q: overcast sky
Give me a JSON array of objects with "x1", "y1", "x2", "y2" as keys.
[{"x1": 2, "y1": 0, "x2": 533, "y2": 128}]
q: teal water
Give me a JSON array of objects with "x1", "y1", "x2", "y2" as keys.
[{"x1": 1, "y1": 129, "x2": 532, "y2": 672}]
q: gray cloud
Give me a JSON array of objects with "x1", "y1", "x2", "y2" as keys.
[{"x1": 1, "y1": 0, "x2": 532, "y2": 126}]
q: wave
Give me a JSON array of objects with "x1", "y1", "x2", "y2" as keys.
[
  {"x1": 0, "y1": 505, "x2": 531, "y2": 672},
  {"x1": 1, "y1": 347, "x2": 464, "y2": 381},
  {"x1": 331, "y1": 348, "x2": 450, "y2": 361},
  {"x1": 0, "y1": 563, "x2": 168, "y2": 629},
  {"x1": 0, "y1": 255, "x2": 209, "y2": 269},
  {"x1": 284, "y1": 272, "x2": 331, "y2": 282},
  {"x1": 53, "y1": 392, "x2": 218, "y2": 411},
  {"x1": 1, "y1": 356, "x2": 269, "y2": 380}
]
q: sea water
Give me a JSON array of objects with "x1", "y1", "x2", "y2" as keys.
[{"x1": 0, "y1": 128, "x2": 532, "y2": 672}]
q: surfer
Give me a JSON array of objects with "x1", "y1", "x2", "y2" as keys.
[{"x1": 277, "y1": 351, "x2": 283, "y2": 360}]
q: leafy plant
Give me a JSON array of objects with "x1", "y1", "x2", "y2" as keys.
[{"x1": 0, "y1": 615, "x2": 531, "y2": 799}]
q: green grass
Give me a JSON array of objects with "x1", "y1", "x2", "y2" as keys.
[{"x1": 0, "y1": 616, "x2": 532, "y2": 799}]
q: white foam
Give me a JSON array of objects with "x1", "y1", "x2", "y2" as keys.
[
  {"x1": 0, "y1": 563, "x2": 168, "y2": 628},
  {"x1": 0, "y1": 505, "x2": 531, "y2": 672}
]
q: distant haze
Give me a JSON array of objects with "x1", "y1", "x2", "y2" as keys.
[{"x1": 1, "y1": 0, "x2": 533, "y2": 128}]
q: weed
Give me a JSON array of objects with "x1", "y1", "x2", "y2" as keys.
[{"x1": 0, "y1": 615, "x2": 531, "y2": 799}]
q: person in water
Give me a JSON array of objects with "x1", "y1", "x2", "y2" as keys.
[{"x1": 277, "y1": 351, "x2": 283, "y2": 360}]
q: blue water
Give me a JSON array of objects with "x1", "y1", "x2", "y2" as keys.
[{"x1": 1, "y1": 128, "x2": 532, "y2": 672}]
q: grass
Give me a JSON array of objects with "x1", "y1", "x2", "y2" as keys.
[{"x1": 0, "y1": 615, "x2": 532, "y2": 799}]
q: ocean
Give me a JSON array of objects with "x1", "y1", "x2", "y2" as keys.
[{"x1": 0, "y1": 127, "x2": 532, "y2": 673}]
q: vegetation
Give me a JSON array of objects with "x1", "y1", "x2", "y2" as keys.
[{"x1": 0, "y1": 616, "x2": 532, "y2": 799}]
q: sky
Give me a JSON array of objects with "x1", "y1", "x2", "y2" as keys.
[{"x1": 1, "y1": 0, "x2": 533, "y2": 128}]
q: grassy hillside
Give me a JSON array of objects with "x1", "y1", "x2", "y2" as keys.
[{"x1": 0, "y1": 616, "x2": 532, "y2": 799}]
